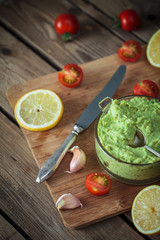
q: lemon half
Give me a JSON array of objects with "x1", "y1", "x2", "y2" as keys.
[
  {"x1": 131, "y1": 185, "x2": 160, "y2": 235},
  {"x1": 14, "y1": 89, "x2": 63, "y2": 131},
  {"x1": 146, "y1": 29, "x2": 160, "y2": 68}
]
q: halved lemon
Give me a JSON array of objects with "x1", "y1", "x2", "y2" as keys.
[
  {"x1": 146, "y1": 29, "x2": 160, "y2": 68},
  {"x1": 131, "y1": 185, "x2": 160, "y2": 235},
  {"x1": 14, "y1": 89, "x2": 63, "y2": 131}
]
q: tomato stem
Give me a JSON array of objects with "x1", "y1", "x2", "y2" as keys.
[
  {"x1": 62, "y1": 32, "x2": 73, "y2": 42},
  {"x1": 113, "y1": 15, "x2": 121, "y2": 28}
]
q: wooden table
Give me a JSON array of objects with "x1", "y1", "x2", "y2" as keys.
[{"x1": 0, "y1": 0, "x2": 160, "y2": 239}]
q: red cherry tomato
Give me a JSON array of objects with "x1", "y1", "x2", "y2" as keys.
[
  {"x1": 86, "y1": 173, "x2": 112, "y2": 196},
  {"x1": 54, "y1": 14, "x2": 79, "y2": 41},
  {"x1": 119, "y1": 9, "x2": 140, "y2": 31},
  {"x1": 58, "y1": 64, "x2": 83, "y2": 88},
  {"x1": 134, "y1": 80, "x2": 159, "y2": 98},
  {"x1": 118, "y1": 40, "x2": 142, "y2": 62}
]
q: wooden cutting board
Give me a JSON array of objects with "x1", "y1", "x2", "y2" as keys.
[{"x1": 7, "y1": 47, "x2": 160, "y2": 229}]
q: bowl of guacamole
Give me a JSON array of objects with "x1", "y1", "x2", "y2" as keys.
[{"x1": 95, "y1": 95, "x2": 160, "y2": 185}]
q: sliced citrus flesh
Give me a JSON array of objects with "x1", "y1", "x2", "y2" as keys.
[
  {"x1": 146, "y1": 29, "x2": 160, "y2": 68},
  {"x1": 131, "y1": 185, "x2": 160, "y2": 235},
  {"x1": 14, "y1": 89, "x2": 63, "y2": 131}
]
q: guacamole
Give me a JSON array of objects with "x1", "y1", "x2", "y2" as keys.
[{"x1": 98, "y1": 97, "x2": 160, "y2": 164}]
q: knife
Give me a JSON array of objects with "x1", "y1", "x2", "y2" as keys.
[{"x1": 36, "y1": 65, "x2": 126, "y2": 183}]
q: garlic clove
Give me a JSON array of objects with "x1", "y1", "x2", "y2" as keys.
[
  {"x1": 56, "y1": 193, "x2": 83, "y2": 210},
  {"x1": 69, "y1": 146, "x2": 86, "y2": 173}
]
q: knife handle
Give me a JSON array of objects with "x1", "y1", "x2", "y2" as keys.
[{"x1": 36, "y1": 125, "x2": 84, "y2": 183}]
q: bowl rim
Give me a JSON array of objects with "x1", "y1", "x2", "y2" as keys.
[{"x1": 95, "y1": 95, "x2": 160, "y2": 167}]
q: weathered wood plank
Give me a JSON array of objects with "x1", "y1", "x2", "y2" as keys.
[
  {"x1": 0, "y1": 0, "x2": 125, "y2": 67},
  {"x1": 69, "y1": 0, "x2": 145, "y2": 44},
  {"x1": 0, "y1": 111, "x2": 145, "y2": 240},
  {"x1": 87, "y1": 0, "x2": 160, "y2": 41},
  {"x1": 0, "y1": 26, "x2": 55, "y2": 115},
  {"x1": 0, "y1": 215, "x2": 26, "y2": 240}
]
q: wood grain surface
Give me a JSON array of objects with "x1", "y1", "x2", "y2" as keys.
[
  {"x1": 1, "y1": 0, "x2": 160, "y2": 238},
  {"x1": 1, "y1": 111, "x2": 146, "y2": 239},
  {"x1": 0, "y1": 215, "x2": 25, "y2": 240},
  {"x1": 6, "y1": 48, "x2": 160, "y2": 228}
]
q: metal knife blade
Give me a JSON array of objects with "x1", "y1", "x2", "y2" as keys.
[
  {"x1": 76, "y1": 65, "x2": 126, "y2": 129},
  {"x1": 36, "y1": 65, "x2": 126, "y2": 183}
]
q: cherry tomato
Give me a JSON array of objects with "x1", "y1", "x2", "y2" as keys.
[
  {"x1": 134, "y1": 80, "x2": 159, "y2": 98},
  {"x1": 54, "y1": 14, "x2": 79, "y2": 41},
  {"x1": 86, "y1": 173, "x2": 112, "y2": 196},
  {"x1": 119, "y1": 9, "x2": 140, "y2": 31},
  {"x1": 118, "y1": 40, "x2": 142, "y2": 62},
  {"x1": 58, "y1": 64, "x2": 83, "y2": 88}
]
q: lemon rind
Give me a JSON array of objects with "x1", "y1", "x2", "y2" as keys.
[
  {"x1": 131, "y1": 185, "x2": 160, "y2": 235},
  {"x1": 146, "y1": 29, "x2": 160, "y2": 68},
  {"x1": 14, "y1": 89, "x2": 63, "y2": 131}
]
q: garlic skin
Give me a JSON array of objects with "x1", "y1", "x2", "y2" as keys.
[
  {"x1": 56, "y1": 193, "x2": 83, "y2": 210},
  {"x1": 69, "y1": 146, "x2": 86, "y2": 173}
]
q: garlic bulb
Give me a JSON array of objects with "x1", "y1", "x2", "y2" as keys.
[
  {"x1": 56, "y1": 193, "x2": 83, "y2": 210},
  {"x1": 68, "y1": 146, "x2": 86, "y2": 173}
]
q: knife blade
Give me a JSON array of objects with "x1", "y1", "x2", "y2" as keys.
[{"x1": 36, "y1": 65, "x2": 126, "y2": 183}]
